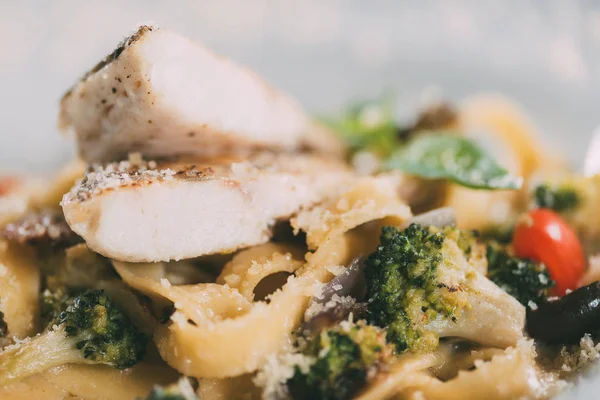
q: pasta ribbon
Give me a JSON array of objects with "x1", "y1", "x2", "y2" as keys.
[
  {"x1": 0, "y1": 242, "x2": 40, "y2": 342},
  {"x1": 292, "y1": 175, "x2": 411, "y2": 251},
  {"x1": 217, "y1": 243, "x2": 305, "y2": 301},
  {"x1": 0, "y1": 361, "x2": 178, "y2": 400},
  {"x1": 197, "y1": 374, "x2": 261, "y2": 400},
  {"x1": 413, "y1": 341, "x2": 542, "y2": 400},
  {"x1": 356, "y1": 352, "x2": 442, "y2": 400}
]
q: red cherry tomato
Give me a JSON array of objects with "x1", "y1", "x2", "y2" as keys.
[{"x1": 512, "y1": 208, "x2": 585, "y2": 296}]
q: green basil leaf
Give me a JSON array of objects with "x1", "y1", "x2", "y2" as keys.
[
  {"x1": 385, "y1": 133, "x2": 523, "y2": 190},
  {"x1": 321, "y1": 97, "x2": 399, "y2": 156}
]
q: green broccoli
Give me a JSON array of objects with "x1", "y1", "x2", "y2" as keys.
[
  {"x1": 533, "y1": 183, "x2": 580, "y2": 212},
  {"x1": 365, "y1": 224, "x2": 453, "y2": 353},
  {"x1": 287, "y1": 321, "x2": 392, "y2": 400},
  {"x1": 40, "y1": 287, "x2": 70, "y2": 327},
  {"x1": 140, "y1": 378, "x2": 198, "y2": 400},
  {"x1": 0, "y1": 289, "x2": 147, "y2": 386},
  {"x1": 365, "y1": 224, "x2": 524, "y2": 353},
  {"x1": 486, "y1": 244, "x2": 554, "y2": 306},
  {"x1": 0, "y1": 310, "x2": 7, "y2": 338}
]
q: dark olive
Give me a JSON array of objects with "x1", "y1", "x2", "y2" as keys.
[{"x1": 526, "y1": 281, "x2": 600, "y2": 344}]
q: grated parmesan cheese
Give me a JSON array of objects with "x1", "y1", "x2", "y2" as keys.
[
  {"x1": 253, "y1": 350, "x2": 315, "y2": 400},
  {"x1": 304, "y1": 294, "x2": 357, "y2": 321},
  {"x1": 558, "y1": 334, "x2": 600, "y2": 373}
]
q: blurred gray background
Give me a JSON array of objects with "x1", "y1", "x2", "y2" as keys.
[
  {"x1": 1, "y1": 1, "x2": 600, "y2": 397},
  {"x1": 1, "y1": 1, "x2": 600, "y2": 175}
]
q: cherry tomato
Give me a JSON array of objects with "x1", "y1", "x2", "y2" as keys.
[{"x1": 512, "y1": 208, "x2": 585, "y2": 296}]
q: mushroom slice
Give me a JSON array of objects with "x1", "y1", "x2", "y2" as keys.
[
  {"x1": 61, "y1": 153, "x2": 354, "y2": 262},
  {"x1": 59, "y1": 25, "x2": 343, "y2": 164}
]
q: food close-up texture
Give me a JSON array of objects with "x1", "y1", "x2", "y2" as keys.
[{"x1": 2, "y1": 2, "x2": 600, "y2": 400}]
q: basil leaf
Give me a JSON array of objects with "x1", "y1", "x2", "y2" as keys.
[
  {"x1": 385, "y1": 133, "x2": 523, "y2": 190},
  {"x1": 321, "y1": 97, "x2": 399, "y2": 156}
]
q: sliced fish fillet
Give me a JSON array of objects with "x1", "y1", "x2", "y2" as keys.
[
  {"x1": 59, "y1": 25, "x2": 343, "y2": 163},
  {"x1": 61, "y1": 153, "x2": 354, "y2": 262}
]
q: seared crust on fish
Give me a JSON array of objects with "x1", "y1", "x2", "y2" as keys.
[
  {"x1": 59, "y1": 25, "x2": 343, "y2": 163},
  {"x1": 61, "y1": 153, "x2": 354, "y2": 262}
]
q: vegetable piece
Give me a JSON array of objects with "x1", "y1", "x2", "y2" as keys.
[
  {"x1": 300, "y1": 258, "x2": 367, "y2": 335},
  {"x1": 486, "y1": 244, "x2": 554, "y2": 306},
  {"x1": 385, "y1": 134, "x2": 523, "y2": 190},
  {"x1": 409, "y1": 207, "x2": 456, "y2": 229},
  {"x1": 139, "y1": 378, "x2": 198, "y2": 400},
  {"x1": 533, "y1": 183, "x2": 580, "y2": 212},
  {"x1": 364, "y1": 224, "x2": 525, "y2": 353},
  {"x1": 512, "y1": 209, "x2": 585, "y2": 296},
  {"x1": 40, "y1": 287, "x2": 70, "y2": 327},
  {"x1": 527, "y1": 282, "x2": 600, "y2": 344},
  {"x1": 0, "y1": 289, "x2": 147, "y2": 385},
  {"x1": 317, "y1": 257, "x2": 365, "y2": 305},
  {"x1": 287, "y1": 321, "x2": 393, "y2": 400},
  {"x1": 324, "y1": 98, "x2": 398, "y2": 156}
]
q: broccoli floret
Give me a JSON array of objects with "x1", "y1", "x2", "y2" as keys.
[
  {"x1": 533, "y1": 183, "x2": 580, "y2": 212},
  {"x1": 40, "y1": 287, "x2": 70, "y2": 327},
  {"x1": 365, "y1": 224, "x2": 457, "y2": 353},
  {"x1": 365, "y1": 224, "x2": 523, "y2": 353},
  {"x1": 0, "y1": 310, "x2": 7, "y2": 338},
  {"x1": 0, "y1": 289, "x2": 147, "y2": 386},
  {"x1": 486, "y1": 244, "x2": 554, "y2": 306},
  {"x1": 140, "y1": 378, "x2": 198, "y2": 400},
  {"x1": 287, "y1": 321, "x2": 392, "y2": 400}
]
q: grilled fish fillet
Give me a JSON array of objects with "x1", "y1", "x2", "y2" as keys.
[
  {"x1": 59, "y1": 25, "x2": 343, "y2": 163},
  {"x1": 61, "y1": 153, "x2": 354, "y2": 262}
]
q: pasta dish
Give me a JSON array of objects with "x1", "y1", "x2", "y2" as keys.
[{"x1": 1, "y1": 25, "x2": 600, "y2": 400}]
